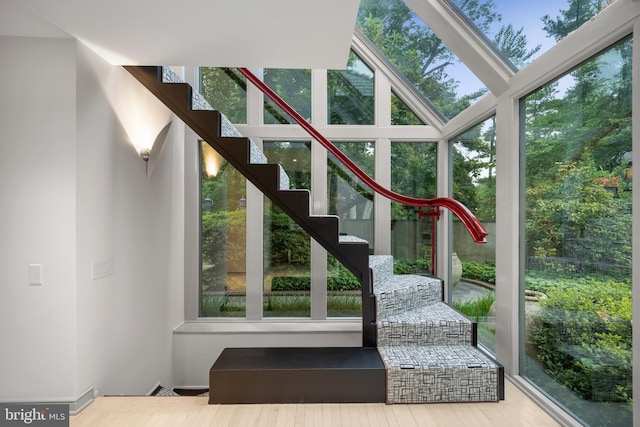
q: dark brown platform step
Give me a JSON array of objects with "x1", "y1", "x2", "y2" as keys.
[{"x1": 209, "y1": 347, "x2": 386, "y2": 404}]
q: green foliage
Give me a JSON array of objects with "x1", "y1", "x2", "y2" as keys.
[
  {"x1": 199, "y1": 68, "x2": 247, "y2": 124},
  {"x1": 530, "y1": 279, "x2": 632, "y2": 403},
  {"x1": 525, "y1": 162, "x2": 632, "y2": 273},
  {"x1": 201, "y1": 209, "x2": 246, "y2": 268},
  {"x1": 201, "y1": 294, "x2": 362, "y2": 317},
  {"x1": 453, "y1": 292, "x2": 495, "y2": 321},
  {"x1": 271, "y1": 264, "x2": 360, "y2": 292},
  {"x1": 461, "y1": 261, "x2": 495, "y2": 285},
  {"x1": 393, "y1": 258, "x2": 431, "y2": 275},
  {"x1": 266, "y1": 211, "x2": 310, "y2": 265}
]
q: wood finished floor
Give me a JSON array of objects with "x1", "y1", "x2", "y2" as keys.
[{"x1": 70, "y1": 380, "x2": 561, "y2": 427}]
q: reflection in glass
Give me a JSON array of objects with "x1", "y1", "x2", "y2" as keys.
[
  {"x1": 448, "y1": 0, "x2": 609, "y2": 68},
  {"x1": 357, "y1": 0, "x2": 486, "y2": 118},
  {"x1": 200, "y1": 141, "x2": 247, "y2": 317},
  {"x1": 199, "y1": 67, "x2": 247, "y2": 124},
  {"x1": 522, "y1": 37, "x2": 632, "y2": 427},
  {"x1": 263, "y1": 69, "x2": 311, "y2": 124},
  {"x1": 450, "y1": 118, "x2": 496, "y2": 353},
  {"x1": 263, "y1": 141, "x2": 312, "y2": 317},
  {"x1": 391, "y1": 92, "x2": 424, "y2": 125},
  {"x1": 328, "y1": 51, "x2": 375, "y2": 125},
  {"x1": 328, "y1": 142, "x2": 375, "y2": 247},
  {"x1": 327, "y1": 142, "x2": 375, "y2": 317},
  {"x1": 390, "y1": 142, "x2": 436, "y2": 271}
]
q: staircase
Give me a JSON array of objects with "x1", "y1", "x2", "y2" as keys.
[
  {"x1": 370, "y1": 255, "x2": 503, "y2": 403},
  {"x1": 125, "y1": 66, "x2": 503, "y2": 404}
]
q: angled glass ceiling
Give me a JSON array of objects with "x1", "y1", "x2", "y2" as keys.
[
  {"x1": 451, "y1": 0, "x2": 612, "y2": 68},
  {"x1": 357, "y1": 0, "x2": 487, "y2": 120},
  {"x1": 357, "y1": 0, "x2": 612, "y2": 120}
]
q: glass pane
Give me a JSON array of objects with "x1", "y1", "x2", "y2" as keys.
[
  {"x1": 450, "y1": 118, "x2": 497, "y2": 353},
  {"x1": 328, "y1": 142, "x2": 375, "y2": 247},
  {"x1": 523, "y1": 37, "x2": 632, "y2": 426},
  {"x1": 263, "y1": 141, "x2": 312, "y2": 317},
  {"x1": 451, "y1": 0, "x2": 610, "y2": 68},
  {"x1": 328, "y1": 51, "x2": 375, "y2": 125},
  {"x1": 390, "y1": 142, "x2": 436, "y2": 273},
  {"x1": 200, "y1": 142, "x2": 247, "y2": 317},
  {"x1": 391, "y1": 92, "x2": 424, "y2": 125},
  {"x1": 327, "y1": 253, "x2": 362, "y2": 317},
  {"x1": 327, "y1": 142, "x2": 375, "y2": 318},
  {"x1": 263, "y1": 69, "x2": 312, "y2": 124},
  {"x1": 357, "y1": 0, "x2": 486, "y2": 119},
  {"x1": 199, "y1": 67, "x2": 247, "y2": 124}
]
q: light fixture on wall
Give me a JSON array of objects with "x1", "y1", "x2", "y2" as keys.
[
  {"x1": 140, "y1": 121, "x2": 172, "y2": 178},
  {"x1": 140, "y1": 148, "x2": 151, "y2": 161}
]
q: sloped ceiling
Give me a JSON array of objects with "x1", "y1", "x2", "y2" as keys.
[{"x1": 1, "y1": 0, "x2": 360, "y2": 69}]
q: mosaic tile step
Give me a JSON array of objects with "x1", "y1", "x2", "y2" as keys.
[
  {"x1": 377, "y1": 302, "x2": 475, "y2": 347},
  {"x1": 374, "y1": 274, "x2": 443, "y2": 318},
  {"x1": 378, "y1": 345, "x2": 503, "y2": 403},
  {"x1": 369, "y1": 255, "x2": 394, "y2": 285}
]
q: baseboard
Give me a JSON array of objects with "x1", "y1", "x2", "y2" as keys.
[
  {"x1": 69, "y1": 387, "x2": 95, "y2": 415},
  {"x1": 147, "y1": 381, "x2": 162, "y2": 396},
  {"x1": 1, "y1": 387, "x2": 95, "y2": 416}
]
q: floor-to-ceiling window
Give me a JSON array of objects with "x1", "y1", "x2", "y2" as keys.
[
  {"x1": 390, "y1": 142, "x2": 437, "y2": 274},
  {"x1": 450, "y1": 117, "x2": 497, "y2": 353},
  {"x1": 199, "y1": 142, "x2": 248, "y2": 317},
  {"x1": 522, "y1": 36, "x2": 633, "y2": 427},
  {"x1": 263, "y1": 141, "x2": 312, "y2": 317}
]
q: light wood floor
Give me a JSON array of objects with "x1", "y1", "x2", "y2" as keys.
[{"x1": 70, "y1": 380, "x2": 561, "y2": 427}]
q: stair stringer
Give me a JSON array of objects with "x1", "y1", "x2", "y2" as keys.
[{"x1": 125, "y1": 66, "x2": 377, "y2": 346}]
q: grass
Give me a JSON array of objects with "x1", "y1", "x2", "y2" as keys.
[
  {"x1": 201, "y1": 293, "x2": 362, "y2": 317},
  {"x1": 453, "y1": 292, "x2": 495, "y2": 321}
]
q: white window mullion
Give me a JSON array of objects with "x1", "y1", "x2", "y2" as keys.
[
  {"x1": 311, "y1": 69, "x2": 329, "y2": 320},
  {"x1": 374, "y1": 68, "x2": 392, "y2": 255},
  {"x1": 245, "y1": 180, "x2": 264, "y2": 320},
  {"x1": 438, "y1": 138, "x2": 451, "y2": 302},
  {"x1": 494, "y1": 97, "x2": 520, "y2": 376},
  {"x1": 374, "y1": 138, "x2": 391, "y2": 255},
  {"x1": 245, "y1": 72, "x2": 264, "y2": 320}
]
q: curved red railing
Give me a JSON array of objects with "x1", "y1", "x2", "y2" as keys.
[{"x1": 237, "y1": 67, "x2": 487, "y2": 244}]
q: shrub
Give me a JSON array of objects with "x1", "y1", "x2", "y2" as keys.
[
  {"x1": 393, "y1": 259, "x2": 431, "y2": 275},
  {"x1": 271, "y1": 264, "x2": 360, "y2": 292},
  {"x1": 461, "y1": 261, "x2": 495, "y2": 284},
  {"x1": 530, "y1": 278, "x2": 632, "y2": 403}
]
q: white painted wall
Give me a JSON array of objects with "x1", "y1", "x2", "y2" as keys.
[
  {"x1": 173, "y1": 323, "x2": 362, "y2": 388},
  {"x1": 74, "y1": 42, "x2": 184, "y2": 398},
  {"x1": 0, "y1": 36, "x2": 78, "y2": 401},
  {"x1": 0, "y1": 34, "x2": 185, "y2": 403}
]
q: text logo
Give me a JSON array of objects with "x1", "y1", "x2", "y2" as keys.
[{"x1": 0, "y1": 404, "x2": 68, "y2": 427}]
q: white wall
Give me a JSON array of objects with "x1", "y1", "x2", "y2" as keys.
[
  {"x1": 173, "y1": 323, "x2": 362, "y2": 388},
  {"x1": 0, "y1": 34, "x2": 185, "y2": 403},
  {"x1": 74, "y1": 42, "x2": 184, "y2": 398},
  {"x1": 0, "y1": 36, "x2": 78, "y2": 401}
]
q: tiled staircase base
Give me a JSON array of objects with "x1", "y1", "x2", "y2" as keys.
[
  {"x1": 371, "y1": 255, "x2": 503, "y2": 403},
  {"x1": 379, "y1": 345, "x2": 502, "y2": 403}
]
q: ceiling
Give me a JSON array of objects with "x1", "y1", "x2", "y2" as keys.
[{"x1": 1, "y1": 0, "x2": 360, "y2": 69}]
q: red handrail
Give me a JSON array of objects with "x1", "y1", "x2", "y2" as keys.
[{"x1": 237, "y1": 67, "x2": 487, "y2": 243}]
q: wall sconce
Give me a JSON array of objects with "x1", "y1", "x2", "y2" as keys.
[
  {"x1": 238, "y1": 196, "x2": 246, "y2": 210},
  {"x1": 140, "y1": 121, "x2": 172, "y2": 178},
  {"x1": 140, "y1": 148, "x2": 151, "y2": 161}
]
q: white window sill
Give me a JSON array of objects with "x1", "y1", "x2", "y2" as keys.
[{"x1": 174, "y1": 318, "x2": 363, "y2": 335}]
